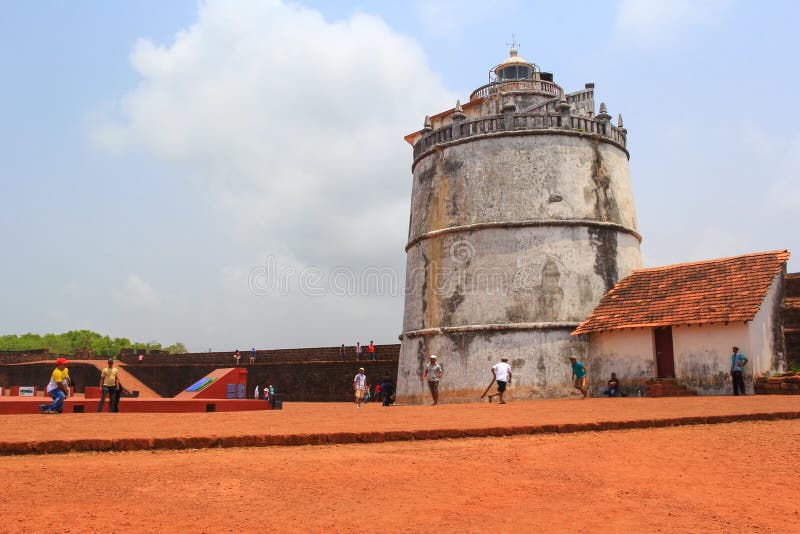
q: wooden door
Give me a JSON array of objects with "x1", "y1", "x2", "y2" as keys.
[{"x1": 654, "y1": 327, "x2": 675, "y2": 378}]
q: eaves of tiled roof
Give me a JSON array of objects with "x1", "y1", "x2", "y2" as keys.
[{"x1": 572, "y1": 250, "x2": 790, "y2": 336}]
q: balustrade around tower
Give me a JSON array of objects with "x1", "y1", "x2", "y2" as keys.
[
  {"x1": 469, "y1": 79, "x2": 563, "y2": 101},
  {"x1": 412, "y1": 111, "x2": 627, "y2": 161}
]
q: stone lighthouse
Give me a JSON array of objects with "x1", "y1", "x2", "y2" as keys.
[{"x1": 396, "y1": 45, "x2": 642, "y2": 403}]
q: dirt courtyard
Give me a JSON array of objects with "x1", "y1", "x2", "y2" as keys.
[
  {"x1": 0, "y1": 397, "x2": 799, "y2": 532},
  {"x1": 1, "y1": 420, "x2": 798, "y2": 532}
]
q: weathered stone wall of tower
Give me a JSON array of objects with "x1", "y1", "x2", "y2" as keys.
[{"x1": 397, "y1": 117, "x2": 642, "y2": 403}]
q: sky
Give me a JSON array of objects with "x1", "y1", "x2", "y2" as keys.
[{"x1": 1, "y1": 0, "x2": 798, "y2": 351}]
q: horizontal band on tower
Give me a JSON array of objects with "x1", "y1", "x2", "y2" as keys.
[
  {"x1": 406, "y1": 219, "x2": 642, "y2": 251},
  {"x1": 400, "y1": 322, "x2": 582, "y2": 339}
]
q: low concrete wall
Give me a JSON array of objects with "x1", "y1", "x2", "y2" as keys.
[
  {"x1": 119, "y1": 360, "x2": 400, "y2": 401},
  {"x1": 0, "y1": 363, "x2": 100, "y2": 394},
  {"x1": 2, "y1": 346, "x2": 402, "y2": 402},
  {"x1": 118, "y1": 344, "x2": 400, "y2": 365}
]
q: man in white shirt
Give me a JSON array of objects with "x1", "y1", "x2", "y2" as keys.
[
  {"x1": 487, "y1": 357, "x2": 512, "y2": 404},
  {"x1": 353, "y1": 367, "x2": 367, "y2": 408},
  {"x1": 421, "y1": 355, "x2": 444, "y2": 405}
]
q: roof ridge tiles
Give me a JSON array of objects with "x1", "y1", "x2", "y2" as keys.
[{"x1": 630, "y1": 250, "x2": 789, "y2": 273}]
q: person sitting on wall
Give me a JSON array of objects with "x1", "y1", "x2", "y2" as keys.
[{"x1": 603, "y1": 373, "x2": 620, "y2": 397}]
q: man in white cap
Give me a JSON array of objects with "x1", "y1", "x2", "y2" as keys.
[
  {"x1": 353, "y1": 367, "x2": 367, "y2": 408},
  {"x1": 421, "y1": 354, "x2": 443, "y2": 405}
]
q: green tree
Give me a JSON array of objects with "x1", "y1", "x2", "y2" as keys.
[{"x1": 0, "y1": 331, "x2": 187, "y2": 357}]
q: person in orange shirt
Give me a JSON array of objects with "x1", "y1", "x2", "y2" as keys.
[{"x1": 368, "y1": 340, "x2": 376, "y2": 361}]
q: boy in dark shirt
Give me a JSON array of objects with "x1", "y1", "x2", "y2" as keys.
[{"x1": 603, "y1": 372, "x2": 620, "y2": 397}]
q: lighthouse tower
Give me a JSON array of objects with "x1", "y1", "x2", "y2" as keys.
[{"x1": 396, "y1": 45, "x2": 642, "y2": 402}]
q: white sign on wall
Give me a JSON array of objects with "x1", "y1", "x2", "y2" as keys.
[{"x1": 18, "y1": 386, "x2": 35, "y2": 397}]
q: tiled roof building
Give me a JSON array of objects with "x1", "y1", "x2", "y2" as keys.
[{"x1": 573, "y1": 250, "x2": 791, "y2": 335}]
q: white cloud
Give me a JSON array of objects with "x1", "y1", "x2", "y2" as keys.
[
  {"x1": 88, "y1": 0, "x2": 456, "y2": 348},
  {"x1": 92, "y1": 0, "x2": 454, "y2": 270},
  {"x1": 614, "y1": 0, "x2": 730, "y2": 48},
  {"x1": 112, "y1": 275, "x2": 160, "y2": 306}
]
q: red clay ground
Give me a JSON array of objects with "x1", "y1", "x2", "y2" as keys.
[
  {"x1": 1, "y1": 396, "x2": 799, "y2": 454},
  {"x1": 1, "y1": 419, "x2": 798, "y2": 532}
]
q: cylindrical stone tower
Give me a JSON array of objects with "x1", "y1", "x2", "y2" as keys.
[{"x1": 397, "y1": 47, "x2": 642, "y2": 403}]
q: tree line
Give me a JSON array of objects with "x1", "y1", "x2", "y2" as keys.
[{"x1": 0, "y1": 330, "x2": 187, "y2": 358}]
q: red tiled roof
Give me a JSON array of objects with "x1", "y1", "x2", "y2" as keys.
[{"x1": 572, "y1": 250, "x2": 790, "y2": 335}]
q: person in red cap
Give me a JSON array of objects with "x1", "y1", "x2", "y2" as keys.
[{"x1": 39, "y1": 357, "x2": 71, "y2": 414}]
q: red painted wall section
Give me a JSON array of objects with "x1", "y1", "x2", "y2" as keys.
[{"x1": 190, "y1": 368, "x2": 248, "y2": 399}]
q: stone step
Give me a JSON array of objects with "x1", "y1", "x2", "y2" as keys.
[{"x1": 645, "y1": 379, "x2": 698, "y2": 398}]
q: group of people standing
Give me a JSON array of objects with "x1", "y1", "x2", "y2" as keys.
[
  {"x1": 411, "y1": 345, "x2": 751, "y2": 405},
  {"x1": 341, "y1": 341, "x2": 377, "y2": 362},
  {"x1": 352, "y1": 368, "x2": 395, "y2": 407},
  {"x1": 417, "y1": 354, "x2": 585, "y2": 405},
  {"x1": 39, "y1": 357, "x2": 123, "y2": 414},
  {"x1": 233, "y1": 348, "x2": 259, "y2": 366},
  {"x1": 254, "y1": 384, "x2": 275, "y2": 401}
]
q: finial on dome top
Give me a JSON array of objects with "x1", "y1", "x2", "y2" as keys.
[
  {"x1": 455, "y1": 100, "x2": 463, "y2": 113},
  {"x1": 506, "y1": 34, "x2": 520, "y2": 57},
  {"x1": 599, "y1": 102, "x2": 608, "y2": 115},
  {"x1": 617, "y1": 114, "x2": 624, "y2": 128},
  {"x1": 423, "y1": 115, "x2": 432, "y2": 131}
]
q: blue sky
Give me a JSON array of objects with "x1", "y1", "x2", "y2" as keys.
[{"x1": 2, "y1": 0, "x2": 798, "y2": 350}]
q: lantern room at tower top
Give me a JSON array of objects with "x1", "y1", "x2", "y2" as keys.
[
  {"x1": 474, "y1": 45, "x2": 562, "y2": 98},
  {"x1": 404, "y1": 45, "x2": 612, "y2": 148}
]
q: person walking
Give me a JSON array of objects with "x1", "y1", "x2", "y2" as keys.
[
  {"x1": 487, "y1": 357, "x2": 512, "y2": 404},
  {"x1": 254, "y1": 384, "x2": 260, "y2": 400},
  {"x1": 730, "y1": 346, "x2": 749, "y2": 396},
  {"x1": 97, "y1": 358, "x2": 120, "y2": 412},
  {"x1": 355, "y1": 342, "x2": 362, "y2": 362},
  {"x1": 380, "y1": 377, "x2": 395, "y2": 406},
  {"x1": 421, "y1": 354, "x2": 443, "y2": 405},
  {"x1": 368, "y1": 340, "x2": 376, "y2": 361},
  {"x1": 111, "y1": 380, "x2": 123, "y2": 413},
  {"x1": 234, "y1": 349, "x2": 241, "y2": 367},
  {"x1": 250, "y1": 347, "x2": 256, "y2": 364},
  {"x1": 570, "y1": 357, "x2": 588, "y2": 399},
  {"x1": 339, "y1": 344, "x2": 346, "y2": 362},
  {"x1": 39, "y1": 357, "x2": 71, "y2": 414},
  {"x1": 353, "y1": 367, "x2": 367, "y2": 408}
]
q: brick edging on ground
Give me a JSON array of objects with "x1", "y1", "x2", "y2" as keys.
[{"x1": 2, "y1": 410, "x2": 798, "y2": 456}]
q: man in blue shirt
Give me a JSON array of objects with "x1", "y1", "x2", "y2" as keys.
[
  {"x1": 569, "y1": 357, "x2": 588, "y2": 399},
  {"x1": 730, "y1": 346, "x2": 749, "y2": 396}
]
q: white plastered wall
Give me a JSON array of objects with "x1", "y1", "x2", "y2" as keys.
[
  {"x1": 672, "y1": 323, "x2": 749, "y2": 395},
  {"x1": 586, "y1": 328, "x2": 654, "y2": 394},
  {"x1": 747, "y1": 272, "x2": 785, "y2": 374}
]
